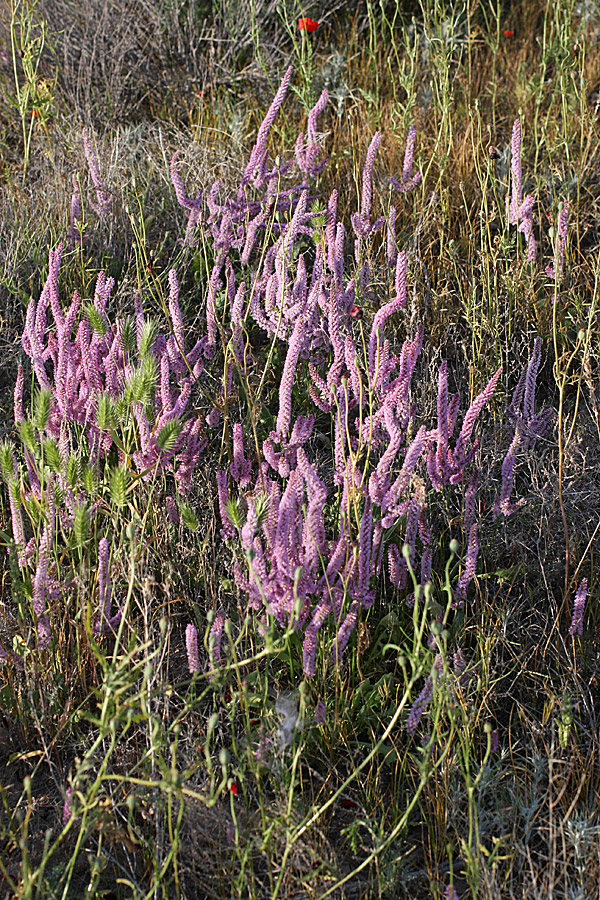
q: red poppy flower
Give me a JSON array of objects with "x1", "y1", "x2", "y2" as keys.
[
  {"x1": 503, "y1": 30, "x2": 514, "y2": 38},
  {"x1": 349, "y1": 304, "x2": 362, "y2": 320},
  {"x1": 229, "y1": 783, "x2": 238, "y2": 796},
  {"x1": 298, "y1": 17, "x2": 319, "y2": 33}
]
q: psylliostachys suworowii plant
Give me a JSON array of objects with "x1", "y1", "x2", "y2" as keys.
[
  {"x1": 505, "y1": 117, "x2": 570, "y2": 276},
  {"x1": 218, "y1": 253, "x2": 504, "y2": 677},
  {"x1": 507, "y1": 118, "x2": 536, "y2": 263},
  {"x1": 494, "y1": 337, "x2": 556, "y2": 518},
  {"x1": 168, "y1": 70, "x2": 555, "y2": 677},
  {"x1": 17, "y1": 245, "x2": 207, "y2": 497},
  {"x1": 1, "y1": 242, "x2": 210, "y2": 645}
]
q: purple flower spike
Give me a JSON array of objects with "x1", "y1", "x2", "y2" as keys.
[
  {"x1": 82, "y1": 130, "x2": 111, "y2": 219},
  {"x1": 314, "y1": 700, "x2": 326, "y2": 724},
  {"x1": 453, "y1": 648, "x2": 466, "y2": 675},
  {"x1": 333, "y1": 600, "x2": 359, "y2": 665},
  {"x1": 295, "y1": 89, "x2": 329, "y2": 177},
  {"x1": 168, "y1": 269, "x2": 185, "y2": 356},
  {"x1": 33, "y1": 531, "x2": 51, "y2": 647},
  {"x1": 406, "y1": 655, "x2": 442, "y2": 734},
  {"x1": 391, "y1": 125, "x2": 422, "y2": 194},
  {"x1": 8, "y1": 481, "x2": 25, "y2": 552},
  {"x1": 517, "y1": 195, "x2": 536, "y2": 262},
  {"x1": 368, "y1": 252, "x2": 408, "y2": 381},
  {"x1": 230, "y1": 423, "x2": 252, "y2": 488},
  {"x1": 276, "y1": 316, "x2": 307, "y2": 440},
  {"x1": 303, "y1": 599, "x2": 330, "y2": 677},
  {"x1": 209, "y1": 610, "x2": 226, "y2": 665},
  {"x1": 569, "y1": 578, "x2": 587, "y2": 637},
  {"x1": 386, "y1": 205, "x2": 397, "y2": 266},
  {"x1": 186, "y1": 624, "x2": 200, "y2": 674},
  {"x1": 454, "y1": 522, "x2": 478, "y2": 604},
  {"x1": 166, "y1": 496, "x2": 179, "y2": 525},
  {"x1": 63, "y1": 787, "x2": 74, "y2": 825},
  {"x1": 351, "y1": 132, "x2": 385, "y2": 240},
  {"x1": 216, "y1": 470, "x2": 236, "y2": 541},
  {"x1": 170, "y1": 152, "x2": 203, "y2": 246},
  {"x1": 496, "y1": 339, "x2": 554, "y2": 516},
  {"x1": 506, "y1": 119, "x2": 537, "y2": 263},
  {"x1": 241, "y1": 66, "x2": 293, "y2": 189},
  {"x1": 406, "y1": 674, "x2": 434, "y2": 735},
  {"x1": 452, "y1": 367, "x2": 502, "y2": 473},
  {"x1": 508, "y1": 119, "x2": 523, "y2": 224}
]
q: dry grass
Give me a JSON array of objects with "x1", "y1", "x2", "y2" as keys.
[{"x1": 0, "y1": 0, "x2": 599, "y2": 898}]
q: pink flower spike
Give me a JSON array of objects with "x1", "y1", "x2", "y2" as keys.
[
  {"x1": 63, "y1": 787, "x2": 74, "y2": 825},
  {"x1": 569, "y1": 578, "x2": 587, "y2": 637},
  {"x1": 186, "y1": 623, "x2": 200, "y2": 674}
]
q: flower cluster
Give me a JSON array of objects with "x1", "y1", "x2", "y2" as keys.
[
  {"x1": 169, "y1": 71, "x2": 552, "y2": 676},
  {"x1": 217, "y1": 238, "x2": 503, "y2": 673},
  {"x1": 494, "y1": 338, "x2": 555, "y2": 517},
  {"x1": 19, "y1": 246, "x2": 207, "y2": 499},
  {"x1": 507, "y1": 119, "x2": 536, "y2": 262},
  {"x1": 506, "y1": 119, "x2": 570, "y2": 277},
  {"x1": 3, "y1": 243, "x2": 209, "y2": 643}
]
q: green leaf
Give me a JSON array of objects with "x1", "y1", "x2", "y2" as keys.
[
  {"x1": 120, "y1": 317, "x2": 136, "y2": 354},
  {"x1": 226, "y1": 498, "x2": 242, "y2": 531},
  {"x1": 84, "y1": 302, "x2": 107, "y2": 337},
  {"x1": 96, "y1": 394, "x2": 116, "y2": 433},
  {"x1": 124, "y1": 357, "x2": 157, "y2": 406},
  {"x1": 109, "y1": 465, "x2": 128, "y2": 508},
  {"x1": 73, "y1": 504, "x2": 89, "y2": 548},
  {"x1": 179, "y1": 502, "x2": 198, "y2": 532},
  {"x1": 19, "y1": 421, "x2": 37, "y2": 454},
  {"x1": 34, "y1": 389, "x2": 52, "y2": 432},
  {"x1": 254, "y1": 494, "x2": 270, "y2": 531},
  {"x1": 156, "y1": 420, "x2": 183, "y2": 453},
  {"x1": 115, "y1": 397, "x2": 129, "y2": 424},
  {"x1": 66, "y1": 455, "x2": 80, "y2": 489},
  {"x1": 139, "y1": 319, "x2": 158, "y2": 358},
  {"x1": 0, "y1": 440, "x2": 16, "y2": 483},
  {"x1": 43, "y1": 439, "x2": 61, "y2": 472},
  {"x1": 83, "y1": 465, "x2": 98, "y2": 496}
]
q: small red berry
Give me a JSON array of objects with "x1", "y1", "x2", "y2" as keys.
[
  {"x1": 229, "y1": 783, "x2": 238, "y2": 796},
  {"x1": 503, "y1": 30, "x2": 514, "y2": 38}
]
